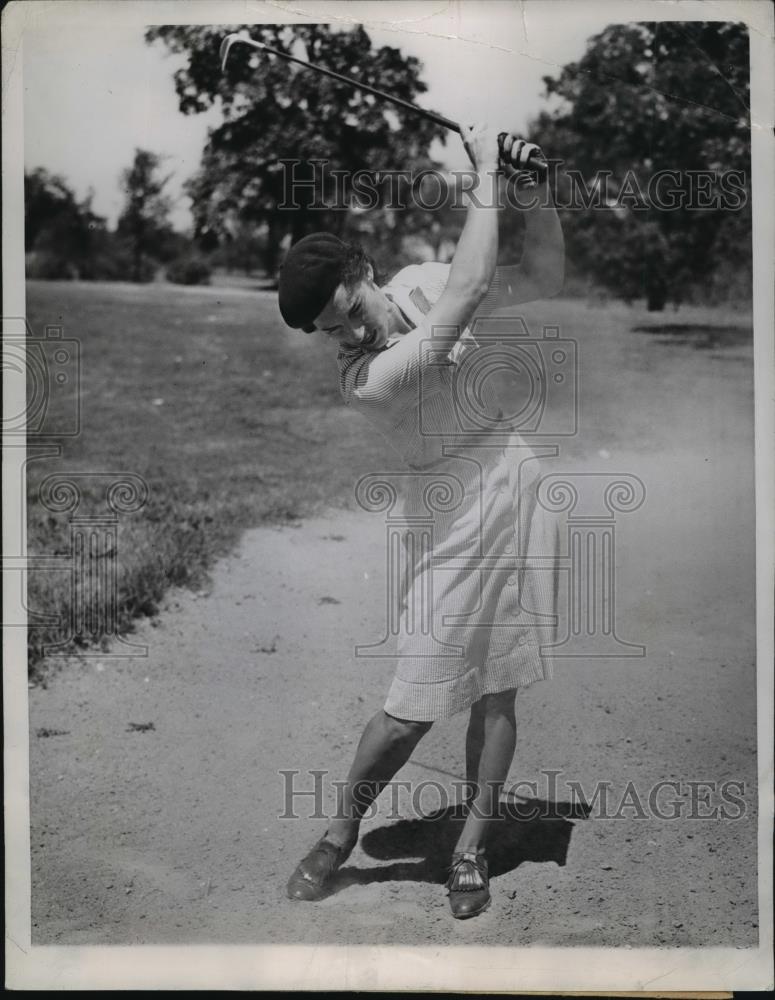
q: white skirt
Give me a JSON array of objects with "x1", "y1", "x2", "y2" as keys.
[{"x1": 383, "y1": 437, "x2": 561, "y2": 721}]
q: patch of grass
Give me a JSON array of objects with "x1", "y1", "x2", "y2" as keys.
[
  {"x1": 24, "y1": 280, "x2": 397, "y2": 678},
  {"x1": 631, "y1": 322, "x2": 752, "y2": 349}
]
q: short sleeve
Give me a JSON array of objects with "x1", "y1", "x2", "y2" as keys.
[
  {"x1": 338, "y1": 319, "x2": 437, "y2": 409},
  {"x1": 389, "y1": 262, "x2": 451, "y2": 306},
  {"x1": 336, "y1": 261, "x2": 460, "y2": 410}
]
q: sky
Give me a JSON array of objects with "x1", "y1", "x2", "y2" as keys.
[{"x1": 21, "y1": 1, "x2": 631, "y2": 230}]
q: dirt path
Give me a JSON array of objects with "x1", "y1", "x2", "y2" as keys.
[{"x1": 29, "y1": 439, "x2": 758, "y2": 948}]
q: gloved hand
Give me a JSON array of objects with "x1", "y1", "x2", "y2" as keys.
[{"x1": 497, "y1": 134, "x2": 547, "y2": 187}]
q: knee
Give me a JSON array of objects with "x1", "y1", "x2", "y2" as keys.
[
  {"x1": 382, "y1": 711, "x2": 432, "y2": 744},
  {"x1": 467, "y1": 701, "x2": 485, "y2": 731},
  {"x1": 480, "y1": 688, "x2": 517, "y2": 719}
]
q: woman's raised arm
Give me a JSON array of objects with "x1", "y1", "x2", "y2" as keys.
[
  {"x1": 477, "y1": 168, "x2": 565, "y2": 313},
  {"x1": 422, "y1": 123, "x2": 502, "y2": 342}
]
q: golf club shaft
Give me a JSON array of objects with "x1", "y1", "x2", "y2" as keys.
[
  {"x1": 222, "y1": 36, "x2": 460, "y2": 133},
  {"x1": 221, "y1": 35, "x2": 546, "y2": 175}
]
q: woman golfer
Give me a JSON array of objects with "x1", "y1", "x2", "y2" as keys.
[{"x1": 279, "y1": 123, "x2": 564, "y2": 919}]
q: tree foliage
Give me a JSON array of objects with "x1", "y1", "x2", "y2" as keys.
[
  {"x1": 530, "y1": 22, "x2": 751, "y2": 309},
  {"x1": 26, "y1": 157, "x2": 189, "y2": 283},
  {"x1": 24, "y1": 168, "x2": 111, "y2": 279},
  {"x1": 145, "y1": 24, "x2": 445, "y2": 275},
  {"x1": 116, "y1": 149, "x2": 176, "y2": 282}
]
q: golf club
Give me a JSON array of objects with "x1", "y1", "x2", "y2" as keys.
[{"x1": 219, "y1": 33, "x2": 547, "y2": 176}]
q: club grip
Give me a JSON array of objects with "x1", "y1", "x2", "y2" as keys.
[{"x1": 497, "y1": 132, "x2": 547, "y2": 177}]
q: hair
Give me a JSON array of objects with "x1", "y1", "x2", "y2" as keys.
[{"x1": 339, "y1": 242, "x2": 382, "y2": 290}]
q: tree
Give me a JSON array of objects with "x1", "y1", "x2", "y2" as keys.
[
  {"x1": 145, "y1": 24, "x2": 445, "y2": 276},
  {"x1": 24, "y1": 168, "x2": 111, "y2": 279},
  {"x1": 529, "y1": 22, "x2": 751, "y2": 309},
  {"x1": 116, "y1": 149, "x2": 175, "y2": 282}
]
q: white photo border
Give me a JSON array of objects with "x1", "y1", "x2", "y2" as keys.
[{"x1": 3, "y1": 0, "x2": 773, "y2": 990}]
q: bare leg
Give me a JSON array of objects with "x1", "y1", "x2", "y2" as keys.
[
  {"x1": 454, "y1": 689, "x2": 517, "y2": 853},
  {"x1": 325, "y1": 709, "x2": 432, "y2": 848},
  {"x1": 464, "y1": 699, "x2": 486, "y2": 804},
  {"x1": 287, "y1": 709, "x2": 433, "y2": 901}
]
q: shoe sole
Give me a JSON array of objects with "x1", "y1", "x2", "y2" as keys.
[
  {"x1": 286, "y1": 874, "x2": 337, "y2": 901},
  {"x1": 450, "y1": 895, "x2": 492, "y2": 919},
  {"x1": 287, "y1": 889, "x2": 326, "y2": 902}
]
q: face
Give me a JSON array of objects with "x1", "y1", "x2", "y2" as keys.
[{"x1": 307, "y1": 267, "x2": 394, "y2": 351}]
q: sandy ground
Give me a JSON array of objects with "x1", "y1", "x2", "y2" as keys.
[
  {"x1": 29, "y1": 436, "x2": 758, "y2": 948},
  {"x1": 27, "y1": 298, "x2": 760, "y2": 950}
]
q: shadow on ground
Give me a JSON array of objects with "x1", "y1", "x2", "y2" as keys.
[
  {"x1": 329, "y1": 800, "x2": 591, "y2": 894},
  {"x1": 631, "y1": 323, "x2": 751, "y2": 349}
]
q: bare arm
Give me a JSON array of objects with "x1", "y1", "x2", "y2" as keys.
[
  {"x1": 477, "y1": 174, "x2": 565, "y2": 313},
  {"x1": 339, "y1": 125, "x2": 502, "y2": 408},
  {"x1": 422, "y1": 124, "x2": 501, "y2": 346}
]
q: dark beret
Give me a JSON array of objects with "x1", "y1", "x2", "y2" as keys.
[{"x1": 278, "y1": 233, "x2": 348, "y2": 329}]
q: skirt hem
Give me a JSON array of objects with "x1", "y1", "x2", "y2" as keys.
[{"x1": 383, "y1": 647, "x2": 553, "y2": 722}]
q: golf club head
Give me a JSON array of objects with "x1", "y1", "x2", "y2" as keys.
[
  {"x1": 219, "y1": 34, "x2": 238, "y2": 72},
  {"x1": 219, "y1": 33, "x2": 265, "y2": 72}
]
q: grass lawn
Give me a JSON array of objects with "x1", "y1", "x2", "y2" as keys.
[{"x1": 24, "y1": 278, "x2": 753, "y2": 675}]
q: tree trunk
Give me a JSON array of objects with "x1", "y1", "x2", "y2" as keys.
[
  {"x1": 263, "y1": 211, "x2": 281, "y2": 281},
  {"x1": 646, "y1": 283, "x2": 667, "y2": 311}
]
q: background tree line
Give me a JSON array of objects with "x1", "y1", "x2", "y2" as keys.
[
  {"x1": 25, "y1": 150, "x2": 212, "y2": 285},
  {"x1": 529, "y1": 21, "x2": 751, "y2": 310},
  {"x1": 26, "y1": 21, "x2": 751, "y2": 310}
]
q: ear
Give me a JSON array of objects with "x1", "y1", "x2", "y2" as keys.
[{"x1": 364, "y1": 262, "x2": 375, "y2": 285}]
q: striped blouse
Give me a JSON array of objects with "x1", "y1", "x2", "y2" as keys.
[{"x1": 336, "y1": 261, "x2": 517, "y2": 469}]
